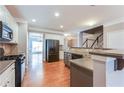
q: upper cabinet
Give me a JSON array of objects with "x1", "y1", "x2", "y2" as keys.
[{"x1": 0, "y1": 6, "x2": 18, "y2": 44}]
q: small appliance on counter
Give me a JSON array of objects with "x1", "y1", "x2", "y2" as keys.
[
  {"x1": 0, "y1": 49, "x2": 26, "y2": 87},
  {"x1": 0, "y1": 21, "x2": 13, "y2": 41}
]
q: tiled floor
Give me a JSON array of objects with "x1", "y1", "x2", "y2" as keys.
[{"x1": 22, "y1": 57, "x2": 70, "y2": 87}]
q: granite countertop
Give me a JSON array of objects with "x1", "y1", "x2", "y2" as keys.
[
  {"x1": 64, "y1": 48, "x2": 92, "y2": 57},
  {"x1": 69, "y1": 58, "x2": 93, "y2": 71},
  {"x1": 0, "y1": 60, "x2": 15, "y2": 75},
  {"x1": 65, "y1": 47, "x2": 124, "y2": 60},
  {"x1": 64, "y1": 50, "x2": 83, "y2": 55},
  {"x1": 89, "y1": 49, "x2": 124, "y2": 59}
]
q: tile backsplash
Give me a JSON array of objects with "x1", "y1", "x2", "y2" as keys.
[{"x1": 0, "y1": 43, "x2": 18, "y2": 55}]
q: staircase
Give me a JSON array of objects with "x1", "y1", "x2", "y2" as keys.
[{"x1": 82, "y1": 33, "x2": 103, "y2": 48}]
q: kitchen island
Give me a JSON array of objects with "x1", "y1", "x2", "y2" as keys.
[
  {"x1": 65, "y1": 47, "x2": 124, "y2": 87},
  {"x1": 63, "y1": 47, "x2": 124, "y2": 87},
  {"x1": 89, "y1": 49, "x2": 124, "y2": 87},
  {"x1": 70, "y1": 58, "x2": 93, "y2": 87}
]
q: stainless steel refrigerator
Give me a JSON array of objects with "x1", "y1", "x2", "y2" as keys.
[{"x1": 45, "y1": 39, "x2": 59, "y2": 62}]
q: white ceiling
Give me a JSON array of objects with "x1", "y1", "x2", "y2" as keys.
[{"x1": 6, "y1": 5, "x2": 124, "y2": 32}]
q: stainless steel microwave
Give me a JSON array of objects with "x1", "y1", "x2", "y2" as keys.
[{"x1": 0, "y1": 21, "x2": 13, "y2": 41}]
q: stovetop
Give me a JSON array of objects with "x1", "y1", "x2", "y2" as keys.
[{"x1": 0, "y1": 54, "x2": 25, "y2": 61}]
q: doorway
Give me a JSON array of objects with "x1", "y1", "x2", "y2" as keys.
[{"x1": 28, "y1": 32, "x2": 44, "y2": 69}]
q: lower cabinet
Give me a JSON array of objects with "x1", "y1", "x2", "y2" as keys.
[
  {"x1": 70, "y1": 63, "x2": 93, "y2": 87},
  {"x1": 0, "y1": 63, "x2": 15, "y2": 87}
]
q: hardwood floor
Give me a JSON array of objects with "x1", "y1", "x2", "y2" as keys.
[{"x1": 22, "y1": 60, "x2": 70, "y2": 87}]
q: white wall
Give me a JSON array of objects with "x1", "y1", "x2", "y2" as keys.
[
  {"x1": 106, "y1": 30, "x2": 124, "y2": 49},
  {"x1": 17, "y1": 22, "x2": 28, "y2": 66},
  {"x1": 104, "y1": 22, "x2": 124, "y2": 50}
]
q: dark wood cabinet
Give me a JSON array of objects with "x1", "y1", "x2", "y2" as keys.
[{"x1": 70, "y1": 62, "x2": 93, "y2": 87}]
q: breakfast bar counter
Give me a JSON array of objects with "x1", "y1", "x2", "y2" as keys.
[
  {"x1": 89, "y1": 49, "x2": 124, "y2": 87},
  {"x1": 70, "y1": 58, "x2": 93, "y2": 87},
  {"x1": 89, "y1": 49, "x2": 124, "y2": 59}
]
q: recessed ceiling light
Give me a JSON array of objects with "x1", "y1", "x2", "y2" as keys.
[
  {"x1": 54, "y1": 12, "x2": 60, "y2": 17},
  {"x1": 86, "y1": 21, "x2": 96, "y2": 26},
  {"x1": 32, "y1": 19, "x2": 36, "y2": 22},
  {"x1": 60, "y1": 25, "x2": 63, "y2": 28}
]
